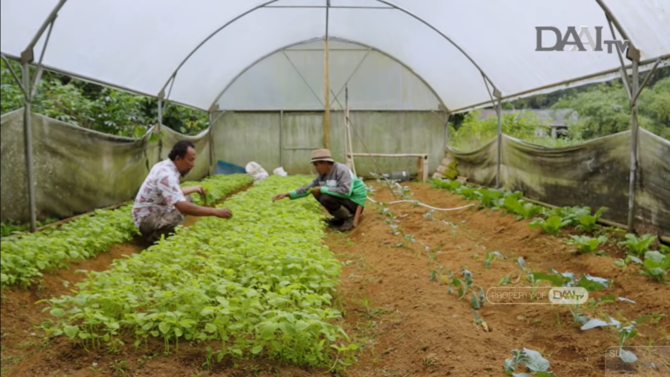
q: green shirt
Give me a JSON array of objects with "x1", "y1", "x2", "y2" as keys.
[{"x1": 289, "y1": 162, "x2": 367, "y2": 207}]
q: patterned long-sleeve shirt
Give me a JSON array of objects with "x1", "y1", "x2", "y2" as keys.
[{"x1": 132, "y1": 159, "x2": 186, "y2": 227}]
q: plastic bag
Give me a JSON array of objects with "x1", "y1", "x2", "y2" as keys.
[
  {"x1": 273, "y1": 167, "x2": 288, "y2": 176},
  {"x1": 245, "y1": 162, "x2": 269, "y2": 184}
]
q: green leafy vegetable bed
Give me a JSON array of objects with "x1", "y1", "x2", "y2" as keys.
[
  {"x1": 182, "y1": 174, "x2": 252, "y2": 206},
  {"x1": 0, "y1": 174, "x2": 253, "y2": 290},
  {"x1": 0, "y1": 204, "x2": 138, "y2": 289},
  {"x1": 45, "y1": 175, "x2": 352, "y2": 367}
]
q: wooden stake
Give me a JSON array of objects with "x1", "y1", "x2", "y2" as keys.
[{"x1": 323, "y1": 0, "x2": 331, "y2": 149}]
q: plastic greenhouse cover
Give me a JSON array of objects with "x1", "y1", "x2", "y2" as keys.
[{"x1": 1, "y1": 0, "x2": 669, "y2": 112}]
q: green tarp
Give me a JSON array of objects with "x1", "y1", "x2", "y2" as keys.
[
  {"x1": 448, "y1": 128, "x2": 670, "y2": 237},
  {"x1": 0, "y1": 109, "x2": 210, "y2": 222}
]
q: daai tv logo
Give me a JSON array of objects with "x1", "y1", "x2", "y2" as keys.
[
  {"x1": 549, "y1": 287, "x2": 588, "y2": 305},
  {"x1": 536, "y1": 26, "x2": 630, "y2": 54}
]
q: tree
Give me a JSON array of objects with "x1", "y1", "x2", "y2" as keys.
[{"x1": 0, "y1": 59, "x2": 209, "y2": 137}]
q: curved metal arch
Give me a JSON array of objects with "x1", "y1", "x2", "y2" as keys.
[
  {"x1": 208, "y1": 36, "x2": 451, "y2": 113},
  {"x1": 374, "y1": 0, "x2": 500, "y2": 96},
  {"x1": 158, "y1": 0, "x2": 281, "y2": 99},
  {"x1": 159, "y1": 0, "x2": 501, "y2": 107},
  {"x1": 593, "y1": 0, "x2": 632, "y2": 48}
]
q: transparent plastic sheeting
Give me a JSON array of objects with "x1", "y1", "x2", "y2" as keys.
[
  {"x1": 0, "y1": 109, "x2": 210, "y2": 222},
  {"x1": 216, "y1": 40, "x2": 441, "y2": 111},
  {"x1": 447, "y1": 128, "x2": 670, "y2": 238},
  {"x1": 1, "y1": 0, "x2": 669, "y2": 112}
]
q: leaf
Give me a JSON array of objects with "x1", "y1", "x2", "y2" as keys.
[
  {"x1": 532, "y1": 271, "x2": 570, "y2": 286},
  {"x1": 619, "y1": 348, "x2": 637, "y2": 363},
  {"x1": 158, "y1": 322, "x2": 171, "y2": 334},
  {"x1": 470, "y1": 292, "x2": 481, "y2": 309},
  {"x1": 581, "y1": 318, "x2": 614, "y2": 330},
  {"x1": 200, "y1": 307, "x2": 215, "y2": 316},
  {"x1": 63, "y1": 325, "x2": 79, "y2": 339},
  {"x1": 251, "y1": 345, "x2": 263, "y2": 354},
  {"x1": 518, "y1": 257, "x2": 525, "y2": 268},
  {"x1": 258, "y1": 322, "x2": 278, "y2": 340},
  {"x1": 576, "y1": 275, "x2": 610, "y2": 291},
  {"x1": 50, "y1": 308, "x2": 66, "y2": 318},
  {"x1": 523, "y1": 348, "x2": 550, "y2": 372}
]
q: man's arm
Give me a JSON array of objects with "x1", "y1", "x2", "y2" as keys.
[
  {"x1": 158, "y1": 175, "x2": 228, "y2": 217},
  {"x1": 182, "y1": 185, "x2": 205, "y2": 196},
  {"x1": 320, "y1": 167, "x2": 353, "y2": 197},
  {"x1": 288, "y1": 175, "x2": 320, "y2": 199},
  {"x1": 174, "y1": 201, "x2": 225, "y2": 217}
]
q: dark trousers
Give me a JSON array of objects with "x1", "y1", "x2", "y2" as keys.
[{"x1": 317, "y1": 193, "x2": 358, "y2": 215}]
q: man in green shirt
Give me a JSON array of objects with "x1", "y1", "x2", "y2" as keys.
[{"x1": 272, "y1": 149, "x2": 367, "y2": 231}]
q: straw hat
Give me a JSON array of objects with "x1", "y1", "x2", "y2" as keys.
[{"x1": 310, "y1": 149, "x2": 335, "y2": 163}]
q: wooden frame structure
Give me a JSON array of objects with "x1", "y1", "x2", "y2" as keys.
[{"x1": 345, "y1": 153, "x2": 429, "y2": 182}]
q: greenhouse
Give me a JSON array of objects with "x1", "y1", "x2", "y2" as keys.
[{"x1": 1, "y1": 1, "x2": 669, "y2": 376}]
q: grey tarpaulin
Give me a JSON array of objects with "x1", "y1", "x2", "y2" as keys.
[
  {"x1": 0, "y1": 109, "x2": 210, "y2": 222},
  {"x1": 447, "y1": 128, "x2": 670, "y2": 237}
]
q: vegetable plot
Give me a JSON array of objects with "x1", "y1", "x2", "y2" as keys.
[
  {"x1": 181, "y1": 174, "x2": 252, "y2": 206},
  {"x1": 431, "y1": 178, "x2": 668, "y2": 281},
  {"x1": 1, "y1": 204, "x2": 138, "y2": 289},
  {"x1": 0, "y1": 174, "x2": 253, "y2": 290},
  {"x1": 44, "y1": 175, "x2": 352, "y2": 368}
]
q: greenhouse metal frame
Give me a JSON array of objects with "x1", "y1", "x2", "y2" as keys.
[{"x1": 1, "y1": 0, "x2": 669, "y2": 232}]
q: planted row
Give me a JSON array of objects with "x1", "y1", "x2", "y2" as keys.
[
  {"x1": 181, "y1": 174, "x2": 252, "y2": 206},
  {"x1": 44, "y1": 175, "x2": 354, "y2": 368},
  {"x1": 0, "y1": 204, "x2": 138, "y2": 289},
  {"x1": 431, "y1": 178, "x2": 669, "y2": 281},
  {"x1": 0, "y1": 173, "x2": 253, "y2": 289}
]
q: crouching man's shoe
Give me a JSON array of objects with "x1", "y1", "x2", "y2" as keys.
[{"x1": 331, "y1": 206, "x2": 354, "y2": 232}]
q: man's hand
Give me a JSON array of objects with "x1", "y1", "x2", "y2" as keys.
[
  {"x1": 213, "y1": 208, "x2": 233, "y2": 219},
  {"x1": 273, "y1": 193, "x2": 289, "y2": 202},
  {"x1": 311, "y1": 186, "x2": 321, "y2": 197},
  {"x1": 183, "y1": 185, "x2": 206, "y2": 196}
]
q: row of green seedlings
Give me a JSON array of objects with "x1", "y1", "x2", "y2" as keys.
[
  {"x1": 372, "y1": 182, "x2": 663, "y2": 372},
  {"x1": 0, "y1": 173, "x2": 253, "y2": 290},
  {"x1": 367, "y1": 183, "x2": 490, "y2": 332},
  {"x1": 431, "y1": 178, "x2": 669, "y2": 283},
  {"x1": 1, "y1": 217, "x2": 59, "y2": 237},
  {"x1": 42, "y1": 175, "x2": 358, "y2": 372},
  {"x1": 518, "y1": 257, "x2": 665, "y2": 367},
  {"x1": 480, "y1": 244, "x2": 663, "y2": 372}
]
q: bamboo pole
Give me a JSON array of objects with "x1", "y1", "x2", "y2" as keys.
[{"x1": 323, "y1": 0, "x2": 331, "y2": 149}]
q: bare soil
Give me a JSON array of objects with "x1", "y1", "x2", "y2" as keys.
[{"x1": 1, "y1": 181, "x2": 668, "y2": 377}]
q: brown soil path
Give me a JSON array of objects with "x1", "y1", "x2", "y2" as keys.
[{"x1": 1, "y1": 182, "x2": 668, "y2": 377}]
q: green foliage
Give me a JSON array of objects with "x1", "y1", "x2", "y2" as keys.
[
  {"x1": 446, "y1": 68, "x2": 670, "y2": 151},
  {"x1": 44, "y1": 175, "x2": 354, "y2": 368},
  {"x1": 442, "y1": 160, "x2": 459, "y2": 180},
  {"x1": 502, "y1": 196, "x2": 542, "y2": 220},
  {"x1": 553, "y1": 76, "x2": 670, "y2": 140},
  {"x1": 545, "y1": 206, "x2": 605, "y2": 232},
  {"x1": 504, "y1": 348, "x2": 555, "y2": 376},
  {"x1": 567, "y1": 235, "x2": 608, "y2": 254},
  {"x1": 641, "y1": 251, "x2": 670, "y2": 282},
  {"x1": 0, "y1": 204, "x2": 139, "y2": 289},
  {"x1": 1, "y1": 59, "x2": 209, "y2": 137},
  {"x1": 528, "y1": 216, "x2": 570, "y2": 235},
  {"x1": 182, "y1": 174, "x2": 253, "y2": 206},
  {"x1": 0, "y1": 174, "x2": 252, "y2": 289},
  {"x1": 0, "y1": 217, "x2": 58, "y2": 237},
  {"x1": 0, "y1": 59, "x2": 24, "y2": 113},
  {"x1": 620, "y1": 233, "x2": 657, "y2": 256},
  {"x1": 448, "y1": 110, "x2": 541, "y2": 151}
]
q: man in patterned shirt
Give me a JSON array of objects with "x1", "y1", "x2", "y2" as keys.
[{"x1": 132, "y1": 140, "x2": 232, "y2": 244}]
